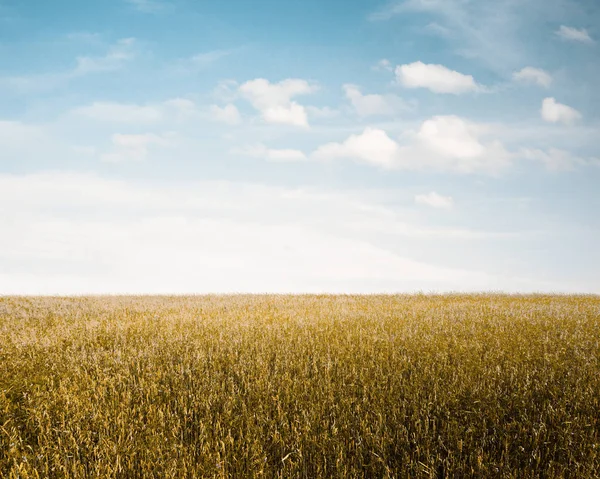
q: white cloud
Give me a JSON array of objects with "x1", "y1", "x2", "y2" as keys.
[
  {"x1": 73, "y1": 38, "x2": 137, "y2": 75},
  {"x1": 313, "y1": 128, "x2": 400, "y2": 169},
  {"x1": 162, "y1": 98, "x2": 197, "y2": 118},
  {"x1": 72, "y1": 102, "x2": 163, "y2": 123},
  {"x1": 413, "y1": 116, "x2": 511, "y2": 172},
  {"x1": 0, "y1": 120, "x2": 44, "y2": 145},
  {"x1": 306, "y1": 106, "x2": 339, "y2": 119},
  {"x1": 0, "y1": 120, "x2": 70, "y2": 164},
  {"x1": 415, "y1": 192, "x2": 454, "y2": 209},
  {"x1": 213, "y1": 79, "x2": 239, "y2": 103},
  {"x1": 556, "y1": 25, "x2": 594, "y2": 44},
  {"x1": 101, "y1": 133, "x2": 174, "y2": 163},
  {"x1": 232, "y1": 144, "x2": 307, "y2": 162},
  {"x1": 368, "y1": 1, "x2": 405, "y2": 21},
  {"x1": 513, "y1": 67, "x2": 552, "y2": 88},
  {"x1": 395, "y1": 61, "x2": 480, "y2": 94},
  {"x1": 417, "y1": 116, "x2": 484, "y2": 158},
  {"x1": 425, "y1": 22, "x2": 452, "y2": 37},
  {"x1": 239, "y1": 79, "x2": 316, "y2": 109},
  {"x1": 3, "y1": 38, "x2": 137, "y2": 92},
  {"x1": 173, "y1": 50, "x2": 236, "y2": 73},
  {"x1": 262, "y1": 103, "x2": 308, "y2": 127},
  {"x1": 370, "y1": 0, "x2": 552, "y2": 73},
  {"x1": 541, "y1": 97, "x2": 582, "y2": 125},
  {"x1": 210, "y1": 104, "x2": 242, "y2": 125},
  {"x1": 372, "y1": 59, "x2": 394, "y2": 72},
  {"x1": 313, "y1": 116, "x2": 511, "y2": 174},
  {"x1": 70, "y1": 98, "x2": 198, "y2": 124},
  {"x1": 519, "y1": 147, "x2": 598, "y2": 171},
  {"x1": 343, "y1": 84, "x2": 409, "y2": 117},
  {"x1": 0, "y1": 172, "x2": 539, "y2": 295},
  {"x1": 238, "y1": 78, "x2": 318, "y2": 127},
  {"x1": 163, "y1": 98, "x2": 195, "y2": 110}
]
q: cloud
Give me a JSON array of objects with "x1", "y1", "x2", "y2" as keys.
[
  {"x1": 372, "y1": 59, "x2": 394, "y2": 72},
  {"x1": 313, "y1": 115, "x2": 511, "y2": 174},
  {"x1": 0, "y1": 172, "x2": 539, "y2": 294},
  {"x1": 556, "y1": 25, "x2": 594, "y2": 44},
  {"x1": 313, "y1": 128, "x2": 401, "y2": 169},
  {"x1": 415, "y1": 192, "x2": 454, "y2": 209},
  {"x1": 0, "y1": 121, "x2": 54, "y2": 162},
  {"x1": 3, "y1": 38, "x2": 137, "y2": 92},
  {"x1": 210, "y1": 104, "x2": 242, "y2": 125},
  {"x1": 173, "y1": 49, "x2": 236, "y2": 73},
  {"x1": 262, "y1": 103, "x2": 308, "y2": 127},
  {"x1": 232, "y1": 144, "x2": 307, "y2": 162},
  {"x1": 190, "y1": 50, "x2": 232, "y2": 65},
  {"x1": 541, "y1": 97, "x2": 582, "y2": 124},
  {"x1": 73, "y1": 38, "x2": 137, "y2": 75},
  {"x1": 238, "y1": 78, "x2": 318, "y2": 127},
  {"x1": 395, "y1": 61, "x2": 480, "y2": 94},
  {"x1": 0, "y1": 120, "x2": 44, "y2": 144},
  {"x1": 519, "y1": 147, "x2": 599, "y2": 171},
  {"x1": 513, "y1": 67, "x2": 552, "y2": 88},
  {"x1": 69, "y1": 98, "x2": 198, "y2": 124},
  {"x1": 213, "y1": 79, "x2": 239, "y2": 103},
  {"x1": 425, "y1": 22, "x2": 452, "y2": 37},
  {"x1": 0, "y1": 120, "x2": 81, "y2": 167},
  {"x1": 343, "y1": 84, "x2": 409, "y2": 117},
  {"x1": 72, "y1": 102, "x2": 163, "y2": 123},
  {"x1": 368, "y1": 1, "x2": 406, "y2": 21},
  {"x1": 369, "y1": 0, "x2": 569, "y2": 73},
  {"x1": 306, "y1": 106, "x2": 339, "y2": 119},
  {"x1": 162, "y1": 98, "x2": 197, "y2": 118},
  {"x1": 417, "y1": 116, "x2": 484, "y2": 158},
  {"x1": 101, "y1": 133, "x2": 175, "y2": 163}
]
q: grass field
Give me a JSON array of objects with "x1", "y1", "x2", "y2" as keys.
[{"x1": 1, "y1": 294, "x2": 599, "y2": 478}]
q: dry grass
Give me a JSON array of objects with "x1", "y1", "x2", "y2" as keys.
[{"x1": 0, "y1": 294, "x2": 599, "y2": 478}]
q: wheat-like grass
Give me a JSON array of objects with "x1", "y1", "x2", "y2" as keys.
[{"x1": 0, "y1": 294, "x2": 599, "y2": 478}]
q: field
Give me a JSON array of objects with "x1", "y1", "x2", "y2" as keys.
[{"x1": 0, "y1": 294, "x2": 599, "y2": 478}]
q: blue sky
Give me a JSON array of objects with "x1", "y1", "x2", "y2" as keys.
[{"x1": 1, "y1": 0, "x2": 599, "y2": 294}]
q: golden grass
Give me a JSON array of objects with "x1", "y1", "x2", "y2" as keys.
[{"x1": 1, "y1": 294, "x2": 599, "y2": 478}]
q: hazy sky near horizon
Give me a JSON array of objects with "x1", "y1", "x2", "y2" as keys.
[{"x1": 1, "y1": 0, "x2": 599, "y2": 294}]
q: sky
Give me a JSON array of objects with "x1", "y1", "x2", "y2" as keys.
[{"x1": 1, "y1": 0, "x2": 599, "y2": 294}]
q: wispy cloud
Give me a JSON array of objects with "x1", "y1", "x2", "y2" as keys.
[
  {"x1": 555, "y1": 25, "x2": 595, "y2": 44},
  {"x1": 2, "y1": 38, "x2": 137, "y2": 93},
  {"x1": 513, "y1": 67, "x2": 553, "y2": 88},
  {"x1": 101, "y1": 132, "x2": 176, "y2": 163},
  {"x1": 0, "y1": 172, "x2": 534, "y2": 294},
  {"x1": 368, "y1": 0, "x2": 577, "y2": 73},
  {"x1": 171, "y1": 49, "x2": 237, "y2": 74},
  {"x1": 519, "y1": 147, "x2": 600, "y2": 171},
  {"x1": 73, "y1": 38, "x2": 137, "y2": 75},
  {"x1": 238, "y1": 78, "x2": 319, "y2": 127},
  {"x1": 71, "y1": 102, "x2": 163, "y2": 123},
  {"x1": 210, "y1": 104, "x2": 242, "y2": 125},
  {"x1": 372, "y1": 59, "x2": 394, "y2": 72},
  {"x1": 69, "y1": 98, "x2": 198, "y2": 124},
  {"x1": 541, "y1": 98, "x2": 582, "y2": 125},
  {"x1": 312, "y1": 116, "x2": 512, "y2": 174},
  {"x1": 343, "y1": 84, "x2": 411, "y2": 117},
  {"x1": 231, "y1": 144, "x2": 308, "y2": 162},
  {"x1": 415, "y1": 192, "x2": 454, "y2": 209},
  {"x1": 395, "y1": 61, "x2": 481, "y2": 94}
]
